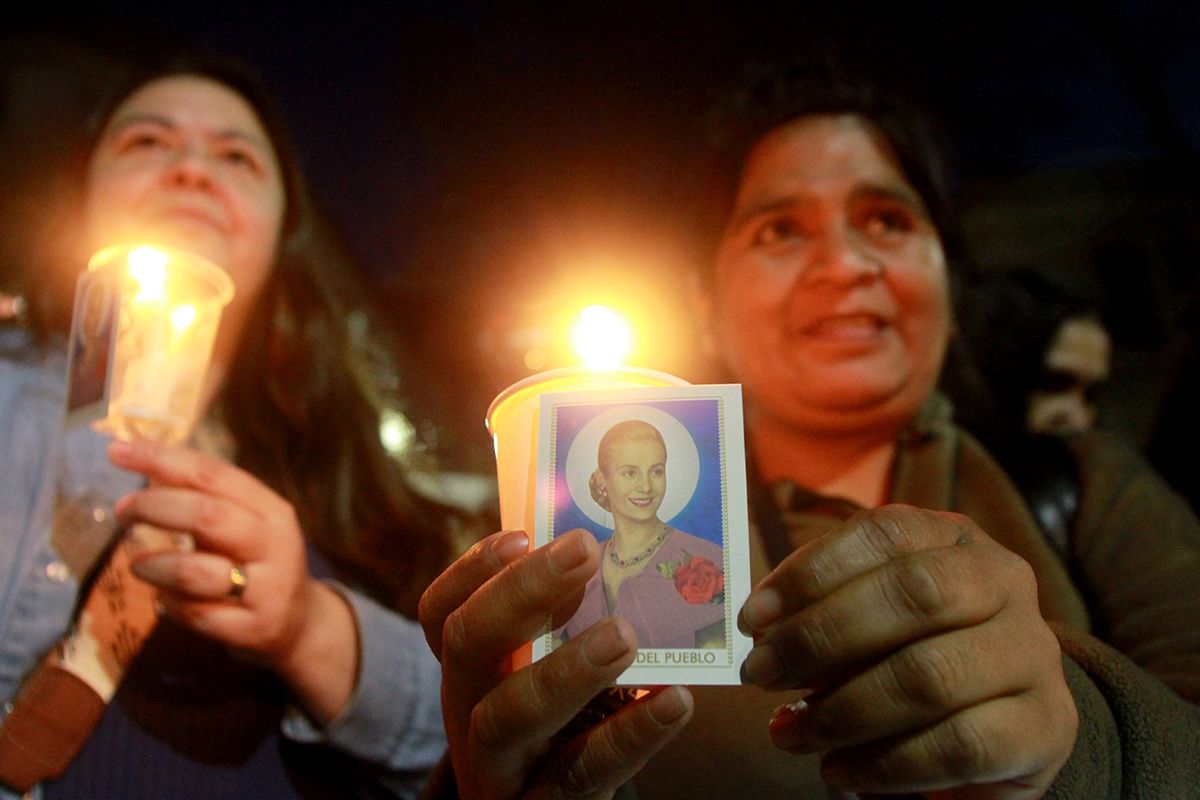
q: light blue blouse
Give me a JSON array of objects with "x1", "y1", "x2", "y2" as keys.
[{"x1": 0, "y1": 331, "x2": 444, "y2": 798}]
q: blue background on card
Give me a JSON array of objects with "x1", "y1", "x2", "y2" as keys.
[{"x1": 551, "y1": 398, "x2": 725, "y2": 546}]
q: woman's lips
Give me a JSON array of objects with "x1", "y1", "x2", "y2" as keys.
[
  {"x1": 145, "y1": 199, "x2": 230, "y2": 235},
  {"x1": 628, "y1": 497, "x2": 655, "y2": 507},
  {"x1": 799, "y1": 313, "x2": 886, "y2": 340},
  {"x1": 160, "y1": 206, "x2": 227, "y2": 230}
]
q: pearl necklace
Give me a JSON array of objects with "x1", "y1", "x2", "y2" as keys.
[{"x1": 608, "y1": 524, "x2": 669, "y2": 569}]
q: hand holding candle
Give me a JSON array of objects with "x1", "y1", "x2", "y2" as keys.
[
  {"x1": 60, "y1": 242, "x2": 236, "y2": 575},
  {"x1": 419, "y1": 304, "x2": 728, "y2": 798}
]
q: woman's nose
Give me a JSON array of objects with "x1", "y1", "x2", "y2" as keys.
[
  {"x1": 163, "y1": 145, "x2": 215, "y2": 190},
  {"x1": 802, "y1": 227, "x2": 883, "y2": 287}
]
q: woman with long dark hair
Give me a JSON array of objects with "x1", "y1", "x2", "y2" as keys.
[{"x1": 0, "y1": 44, "x2": 455, "y2": 798}]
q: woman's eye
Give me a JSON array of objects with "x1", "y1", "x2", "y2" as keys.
[
  {"x1": 751, "y1": 217, "x2": 804, "y2": 248},
  {"x1": 221, "y1": 148, "x2": 261, "y2": 172},
  {"x1": 862, "y1": 208, "x2": 914, "y2": 238},
  {"x1": 118, "y1": 131, "x2": 168, "y2": 152}
]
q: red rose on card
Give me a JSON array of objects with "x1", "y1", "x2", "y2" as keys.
[{"x1": 674, "y1": 556, "x2": 724, "y2": 604}]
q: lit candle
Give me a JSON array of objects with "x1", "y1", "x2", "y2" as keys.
[
  {"x1": 86, "y1": 243, "x2": 234, "y2": 444},
  {"x1": 122, "y1": 247, "x2": 173, "y2": 421},
  {"x1": 486, "y1": 305, "x2": 689, "y2": 542}
]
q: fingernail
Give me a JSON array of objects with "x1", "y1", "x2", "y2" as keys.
[
  {"x1": 741, "y1": 642, "x2": 784, "y2": 686},
  {"x1": 113, "y1": 493, "x2": 133, "y2": 519},
  {"x1": 108, "y1": 440, "x2": 135, "y2": 465},
  {"x1": 646, "y1": 685, "x2": 690, "y2": 726},
  {"x1": 548, "y1": 531, "x2": 588, "y2": 573},
  {"x1": 769, "y1": 697, "x2": 808, "y2": 724},
  {"x1": 768, "y1": 698, "x2": 816, "y2": 752},
  {"x1": 492, "y1": 530, "x2": 529, "y2": 564},
  {"x1": 739, "y1": 588, "x2": 782, "y2": 634},
  {"x1": 126, "y1": 523, "x2": 185, "y2": 555},
  {"x1": 581, "y1": 617, "x2": 634, "y2": 667},
  {"x1": 129, "y1": 555, "x2": 173, "y2": 586}
]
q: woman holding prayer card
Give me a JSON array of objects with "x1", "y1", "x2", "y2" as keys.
[{"x1": 416, "y1": 58, "x2": 1200, "y2": 799}]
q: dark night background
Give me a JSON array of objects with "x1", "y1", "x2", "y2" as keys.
[{"x1": 4, "y1": 1, "x2": 1199, "y2": 470}]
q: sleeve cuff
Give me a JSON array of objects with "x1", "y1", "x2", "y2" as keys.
[{"x1": 281, "y1": 581, "x2": 445, "y2": 773}]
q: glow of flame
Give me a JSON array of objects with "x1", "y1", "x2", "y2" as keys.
[
  {"x1": 571, "y1": 304, "x2": 631, "y2": 370},
  {"x1": 170, "y1": 303, "x2": 197, "y2": 333},
  {"x1": 128, "y1": 246, "x2": 168, "y2": 303}
]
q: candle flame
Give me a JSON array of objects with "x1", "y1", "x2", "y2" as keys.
[
  {"x1": 571, "y1": 305, "x2": 631, "y2": 370},
  {"x1": 171, "y1": 303, "x2": 197, "y2": 332},
  {"x1": 128, "y1": 246, "x2": 168, "y2": 303}
]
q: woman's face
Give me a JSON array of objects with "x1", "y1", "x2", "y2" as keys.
[
  {"x1": 601, "y1": 437, "x2": 667, "y2": 525},
  {"x1": 709, "y1": 114, "x2": 951, "y2": 437},
  {"x1": 83, "y1": 74, "x2": 286, "y2": 364}
]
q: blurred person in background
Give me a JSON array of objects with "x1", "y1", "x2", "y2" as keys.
[
  {"x1": 945, "y1": 269, "x2": 1111, "y2": 444},
  {"x1": 1025, "y1": 314, "x2": 1111, "y2": 435},
  {"x1": 943, "y1": 270, "x2": 1113, "y2": 552}
]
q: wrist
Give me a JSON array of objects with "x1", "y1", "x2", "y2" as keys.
[{"x1": 274, "y1": 579, "x2": 360, "y2": 724}]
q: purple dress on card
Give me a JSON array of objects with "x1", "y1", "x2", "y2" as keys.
[{"x1": 561, "y1": 526, "x2": 726, "y2": 649}]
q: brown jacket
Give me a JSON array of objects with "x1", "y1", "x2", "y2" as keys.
[
  {"x1": 636, "y1": 395, "x2": 1200, "y2": 799},
  {"x1": 426, "y1": 395, "x2": 1200, "y2": 798}
]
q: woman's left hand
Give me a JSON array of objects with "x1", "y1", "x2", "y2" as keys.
[
  {"x1": 109, "y1": 439, "x2": 358, "y2": 722},
  {"x1": 739, "y1": 504, "x2": 1078, "y2": 799}
]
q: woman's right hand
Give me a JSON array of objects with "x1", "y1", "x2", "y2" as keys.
[
  {"x1": 418, "y1": 528, "x2": 694, "y2": 799},
  {"x1": 739, "y1": 505, "x2": 1077, "y2": 798}
]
